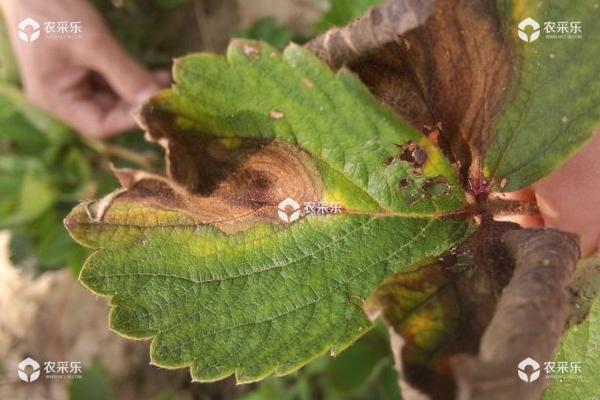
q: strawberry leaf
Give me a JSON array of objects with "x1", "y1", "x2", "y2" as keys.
[
  {"x1": 65, "y1": 40, "x2": 471, "y2": 382},
  {"x1": 486, "y1": 0, "x2": 600, "y2": 190}
]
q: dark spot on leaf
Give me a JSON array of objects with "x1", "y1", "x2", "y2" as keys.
[
  {"x1": 392, "y1": 141, "x2": 429, "y2": 175},
  {"x1": 413, "y1": 148, "x2": 428, "y2": 165},
  {"x1": 422, "y1": 176, "x2": 450, "y2": 197}
]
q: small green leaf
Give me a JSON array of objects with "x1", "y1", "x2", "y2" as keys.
[
  {"x1": 486, "y1": 0, "x2": 600, "y2": 190},
  {"x1": 316, "y1": 0, "x2": 384, "y2": 33},
  {"x1": 1, "y1": 170, "x2": 56, "y2": 227},
  {"x1": 542, "y1": 294, "x2": 600, "y2": 399},
  {"x1": 0, "y1": 14, "x2": 19, "y2": 84},
  {"x1": 0, "y1": 83, "x2": 72, "y2": 145},
  {"x1": 236, "y1": 17, "x2": 295, "y2": 50},
  {"x1": 68, "y1": 360, "x2": 113, "y2": 400},
  {"x1": 67, "y1": 40, "x2": 471, "y2": 382},
  {"x1": 325, "y1": 323, "x2": 392, "y2": 394}
]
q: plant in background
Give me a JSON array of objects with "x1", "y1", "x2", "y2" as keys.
[{"x1": 0, "y1": 0, "x2": 190, "y2": 274}]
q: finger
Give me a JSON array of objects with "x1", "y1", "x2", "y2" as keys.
[
  {"x1": 153, "y1": 70, "x2": 172, "y2": 87},
  {"x1": 77, "y1": 35, "x2": 160, "y2": 105},
  {"x1": 533, "y1": 132, "x2": 600, "y2": 256},
  {"x1": 55, "y1": 96, "x2": 136, "y2": 139},
  {"x1": 91, "y1": 91, "x2": 118, "y2": 110}
]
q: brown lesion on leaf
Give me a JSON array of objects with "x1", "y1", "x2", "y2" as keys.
[
  {"x1": 387, "y1": 139, "x2": 446, "y2": 205},
  {"x1": 66, "y1": 103, "x2": 325, "y2": 242},
  {"x1": 66, "y1": 139, "x2": 324, "y2": 239},
  {"x1": 452, "y1": 229, "x2": 580, "y2": 400},
  {"x1": 368, "y1": 217, "x2": 584, "y2": 400},
  {"x1": 388, "y1": 138, "x2": 454, "y2": 203},
  {"x1": 305, "y1": 0, "x2": 436, "y2": 70},
  {"x1": 386, "y1": 141, "x2": 428, "y2": 176},
  {"x1": 366, "y1": 219, "x2": 522, "y2": 399},
  {"x1": 422, "y1": 175, "x2": 451, "y2": 197},
  {"x1": 399, "y1": 178, "x2": 410, "y2": 188},
  {"x1": 136, "y1": 105, "x2": 255, "y2": 195},
  {"x1": 308, "y1": 0, "x2": 514, "y2": 192}
]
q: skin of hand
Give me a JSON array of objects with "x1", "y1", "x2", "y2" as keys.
[
  {"x1": 498, "y1": 132, "x2": 600, "y2": 257},
  {"x1": 0, "y1": 0, "x2": 168, "y2": 138}
]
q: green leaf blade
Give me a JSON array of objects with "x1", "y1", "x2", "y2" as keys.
[
  {"x1": 486, "y1": 0, "x2": 600, "y2": 190},
  {"x1": 77, "y1": 210, "x2": 469, "y2": 382},
  {"x1": 68, "y1": 39, "x2": 472, "y2": 383}
]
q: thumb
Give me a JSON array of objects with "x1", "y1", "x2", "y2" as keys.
[{"x1": 79, "y1": 35, "x2": 160, "y2": 105}]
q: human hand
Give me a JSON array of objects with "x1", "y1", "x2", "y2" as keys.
[
  {"x1": 498, "y1": 132, "x2": 600, "y2": 257},
  {"x1": 0, "y1": 0, "x2": 168, "y2": 138}
]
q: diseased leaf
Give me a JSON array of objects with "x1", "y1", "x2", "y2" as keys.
[
  {"x1": 485, "y1": 0, "x2": 600, "y2": 190},
  {"x1": 336, "y1": 0, "x2": 513, "y2": 187},
  {"x1": 366, "y1": 262, "x2": 464, "y2": 399},
  {"x1": 370, "y1": 224, "x2": 583, "y2": 400},
  {"x1": 452, "y1": 229, "x2": 580, "y2": 400},
  {"x1": 66, "y1": 40, "x2": 471, "y2": 382},
  {"x1": 308, "y1": 0, "x2": 436, "y2": 70},
  {"x1": 314, "y1": 0, "x2": 598, "y2": 193},
  {"x1": 366, "y1": 220, "x2": 518, "y2": 399}
]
